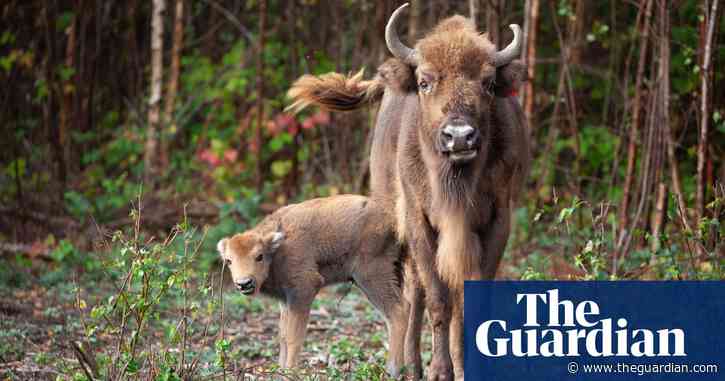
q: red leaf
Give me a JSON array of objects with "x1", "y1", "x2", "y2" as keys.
[{"x1": 224, "y1": 149, "x2": 238, "y2": 163}]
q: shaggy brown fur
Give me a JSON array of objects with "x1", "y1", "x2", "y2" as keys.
[
  {"x1": 286, "y1": 69, "x2": 385, "y2": 113},
  {"x1": 217, "y1": 195, "x2": 408, "y2": 377},
  {"x1": 288, "y1": 14, "x2": 530, "y2": 381}
]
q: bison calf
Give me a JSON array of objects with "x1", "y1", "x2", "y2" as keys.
[{"x1": 217, "y1": 195, "x2": 408, "y2": 376}]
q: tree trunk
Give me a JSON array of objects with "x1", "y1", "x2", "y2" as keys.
[
  {"x1": 255, "y1": 0, "x2": 267, "y2": 191},
  {"x1": 569, "y1": 0, "x2": 586, "y2": 64},
  {"x1": 522, "y1": 0, "x2": 540, "y2": 134},
  {"x1": 203, "y1": 2, "x2": 220, "y2": 59},
  {"x1": 696, "y1": 0, "x2": 720, "y2": 223},
  {"x1": 650, "y1": 183, "x2": 667, "y2": 252},
  {"x1": 469, "y1": 0, "x2": 478, "y2": 28},
  {"x1": 43, "y1": 1, "x2": 67, "y2": 190},
  {"x1": 125, "y1": 0, "x2": 140, "y2": 97},
  {"x1": 619, "y1": 0, "x2": 653, "y2": 235},
  {"x1": 486, "y1": 0, "x2": 499, "y2": 47},
  {"x1": 409, "y1": 0, "x2": 421, "y2": 41},
  {"x1": 659, "y1": 0, "x2": 691, "y2": 240},
  {"x1": 60, "y1": 13, "x2": 76, "y2": 180},
  {"x1": 145, "y1": 0, "x2": 166, "y2": 183},
  {"x1": 161, "y1": 0, "x2": 184, "y2": 170},
  {"x1": 651, "y1": 0, "x2": 670, "y2": 253}
]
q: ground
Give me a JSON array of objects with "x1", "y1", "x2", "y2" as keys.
[
  {"x1": 0, "y1": 198, "x2": 710, "y2": 380},
  {"x1": 0, "y1": 265, "x2": 432, "y2": 381}
]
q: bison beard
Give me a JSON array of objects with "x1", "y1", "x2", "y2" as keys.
[
  {"x1": 436, "y1": 207, "x2": 483, "y2": 286},
  {"x1": 287, "y1": 4, "x2": 529, "y2": 380},
  {"x1": 433, "y1": 163, "x2": 486, "y2": 287}
]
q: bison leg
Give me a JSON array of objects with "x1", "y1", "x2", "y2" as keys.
[
  {"x1": 420, "y1": 270, "x2": 454, "y2": 381},
  {"x1": 282, "y1": 294, "x2": 314, "y2": 368},
  {"x1": 407, "y1": 213, "x2": 453, "y2": 381},
  {"x1": 478, "y1": 203, "x2": 511, "y2": 278},
  {"x1": 447, "y1": 202, "x2": 511, "y2": 379},
  {"x1": 403, "y1": 271, "x2": 424, "y2": 380},
  {"x1": 449, "y1": 290, "x2": 464, "y2": 381}
]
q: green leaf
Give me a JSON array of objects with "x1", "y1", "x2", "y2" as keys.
[
  {"x1": 558, "y1": 207, "x2": 574, "y2": 223},
  {"x1": 58, "y1": 65, "x2": 76, "y2": 81},
  {"x1": 50, "y1": 239, "x2": 76, "y2": 262},
  {"x1": 56, "y1": 12, "x2": 75, "y2": 31},
  {"x1": 0, "y1": 31, "x2": 15, "y2": 45},
  {"x1": 126, "y1": 358, "x2": 140, "y2": 375},
  {"x1": 271, "y1": 160, "x2": 292, "y2": 178}
]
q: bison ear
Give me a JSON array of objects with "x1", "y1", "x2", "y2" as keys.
[
  {"x1": 494, "y1": 59, "x2": 527, "y2": 97},
  {"x1": 217, "y1": 238, "x2": 229, "y2": 259},
  {"x1": 263, "y1": 230, "x2": 285, "y2": 253}
]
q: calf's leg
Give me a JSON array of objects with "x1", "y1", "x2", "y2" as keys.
[
  {"x1": 282, "y1": 295, "x2": 314, "y2": 368},
  {"x1": 278, "y1": 303, "x2": 288, "y2": 367},
  {"x1": 354, "y1": 266, "x2": 407, "y2": 377}
]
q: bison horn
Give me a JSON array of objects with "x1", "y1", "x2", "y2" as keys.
[
  {"x1": 385, "y1": 3, "x2": 420, "y2": 66},
  {"x1": 492, "y1": 24, "x2": 523, "y2": 67}
]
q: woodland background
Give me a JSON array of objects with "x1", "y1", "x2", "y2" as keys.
[{"x1": 0, "y1": 0, "x2": 723, "y2": 380}]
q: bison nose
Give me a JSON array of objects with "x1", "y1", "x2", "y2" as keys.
[
  {"x1": 440, "y1": 124, "x2": 480, "y2": 152},
  {"x1": 236, "y1": 277, "x2": 256, "y2": 294}
]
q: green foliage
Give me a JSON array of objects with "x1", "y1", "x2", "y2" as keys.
[
  {"x1": 75, "y1": 203, "x2": 226, "y2": 380},
  {"x1": 326, "y1": 338, "x2": 394, "y2": 381},
  {"x1": 0, "y1": 328, "x2": 25, "y2": 362},
  {"x1": 64, "y1": 176, "x2": 141, "y2": 222},
  {"x1": 49, "y1": 239, "x2": 77, "y2": 262},
  {"x1": 509, "y1": 189, "x2": 722, "y2": 281}
]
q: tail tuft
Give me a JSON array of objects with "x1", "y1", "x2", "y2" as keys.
[{"x1": 286, "y1": 69, "x2": 384, "y2": 113}]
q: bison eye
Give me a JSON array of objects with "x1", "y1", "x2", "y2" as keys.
[
  {"x1": 418, "y1": 80, "x2": 431, "y2": 94},
  {"x1": 255, "y1": 254, "x2": 264, "y2": 262}
]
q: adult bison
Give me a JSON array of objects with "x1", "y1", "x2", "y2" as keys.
[{"x1": 288, "y1": 4, "x2": 530, "y2": 380}]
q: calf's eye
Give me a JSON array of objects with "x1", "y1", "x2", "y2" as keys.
[
  {"x1": 255, "y1": 254, "x2": 264, "y2": 262},
  {"x1": 224, "y1": 259, "x2": 231, "y2": 266}
]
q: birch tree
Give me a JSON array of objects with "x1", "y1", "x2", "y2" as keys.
[{"x1": 145, "y1": 0, "x2": 165, "y2": 181}]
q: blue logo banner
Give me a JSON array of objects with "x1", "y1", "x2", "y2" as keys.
[{"x1": 464, "y1": 281, "x2": 724, "y2": 380}]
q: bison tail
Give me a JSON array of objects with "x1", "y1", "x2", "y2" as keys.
[{"x1": 286, "y1": 69, "x2": 384, "y2": 114}]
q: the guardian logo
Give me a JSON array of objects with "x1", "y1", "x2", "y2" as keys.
[{"x1": 476, "y1": 289, "x2": 686, "y2": 358}]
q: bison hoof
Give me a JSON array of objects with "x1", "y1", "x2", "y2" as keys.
[{"x1": 427, "y1": 358, "x2": 453, "y2": 381}]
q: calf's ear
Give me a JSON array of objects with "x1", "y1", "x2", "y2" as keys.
[
  {"x1": 494, "y1": 59, "x2": 527, "y2": 97},
  {"x1": 217, "y1": 238, "x2": 229, "y2": 258},
  {"x1": 263, "y1": 231, "x2": 285, "y2": 252}
]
